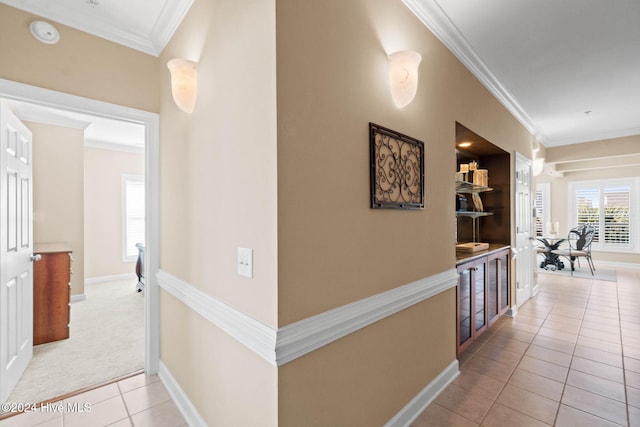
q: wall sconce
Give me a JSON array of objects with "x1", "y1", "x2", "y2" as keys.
[
  {"x1": 532, "y1": 157, "x2": 545, "y2": 176},
  {"x1": 167, "y1": 58, "x2": 198, "y2": 113},
  {"x1": 388, "y1": 50, "x2": 422, "y2": 108}
]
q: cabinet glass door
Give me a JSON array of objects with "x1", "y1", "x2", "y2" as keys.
[
  {"x1": 487, "y1": 257, "x2": 499, "y2": 323},
  {"x1": 458, "y1": 267, "x2": 472, "y2": 346},
  {"x1": 474, "y1": 263, "x2": 486, "y2": 333},
  {"x1": 499, "y1": 252, "x2": 509, "y2": 311}
]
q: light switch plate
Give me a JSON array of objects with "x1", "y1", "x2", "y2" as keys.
[{"x1": 237, "y1": 247, "x2": 253, "y2": 278}]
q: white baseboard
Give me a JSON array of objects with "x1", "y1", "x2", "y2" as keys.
[
  {"x1": 85, "y1": 273, "x2": 137, "y2": 285},
  {"x1": 385, "y1": 359, "x2": 459, "y2": 427},
  {"x1": 158, "y1": 361, "x2": 207, "y2": 427},
  {"x1": 70, "y1": 294, "x2": 86, "y2": 303},
  {"x1": 595, "y1": 260, "x2": 640, "y2": 270}
]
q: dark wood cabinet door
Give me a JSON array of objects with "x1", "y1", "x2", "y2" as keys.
[{"x1": 33, "y1": 251, "x2": 71, "y2": 345}]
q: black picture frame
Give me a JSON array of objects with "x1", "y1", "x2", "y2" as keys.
[{"x1": 369, "y1": 123, "x2": 424, "y2": 209}]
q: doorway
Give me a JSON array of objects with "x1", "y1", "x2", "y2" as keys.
[
  {"x1": 514, "y1": 152, "x2": 535, "y2": 308},
  {"x1": 0, "y1": 79, "x2": 160, "y2": 402}
]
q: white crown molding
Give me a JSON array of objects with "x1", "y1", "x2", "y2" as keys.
[
  {"x1": 13, "y1": 106, "x2": 90, "y2": 130},
  {"x1": 385, "y1": 359, "x2": 459, "y2": 427},
  {"x1": 85, "y1": 139, "x2": 144, "y2": 154},
  {"x1": 275, "y1": 269, "x2": 457, "y2": 365},
  {"x1": 150, "y1": 0, "x2": 195, "y2": 55},
  {"x1": 156, "y1": 268, "x2": 457, "y2": 367},
  {"x1": 542, "y1": 125, "x2": 640, "y2": 147},
  {"x1": 1, "y1": 0, "x2": 193, "y2": 56},
  {"x1": 402, "y1": 0, "x2": 538, "y2": 137}
]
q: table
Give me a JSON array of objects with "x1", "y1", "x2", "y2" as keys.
[{"x1": 537, "y1": 237, "x2": 566, "y2": 270}]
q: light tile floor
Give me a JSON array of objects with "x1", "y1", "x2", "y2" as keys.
[
  {"x1": 0, "y1": 373, "x2": 186, "y2": 427},
  {"x1": 413, "y1": 267, "x2": 640, "y2": 426}
]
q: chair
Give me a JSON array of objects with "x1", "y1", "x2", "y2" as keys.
[{"x1": 551, "y1": 224, "x2": 596, "y2": 275}]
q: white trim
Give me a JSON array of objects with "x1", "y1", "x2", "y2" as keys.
[
  {"x1": 535, "y1": 183, "x2": 551, "y2": 236},
  {"x1": 85, "y1": 273, "x2": 137, "y2": 285},
  {"x1": 275, "y1": 269, "x2": 458, "y2": 365},
  {"x1": 385, "y1": 360, "x2": 459, "y2": 427},
  {"x1": 121, "y1": 174, "x2": 145, "y2": 262},
  {"x1": 401, "y1": 0, "x2": 537, "y2": 138},
  {"x1": 0, "y1": 78, "x2": 161, "y2": 376},
  {"x1": 156, "y1": 268, "x2": 457, "y2": 366},
  {"x1": 70, "y1": 294, "x2": 86, "y2": 303},
  {"x1": 568, "y1": 177, "x2": 640, "y2": 253},
  {"x1": 150, "y1": 0, "x2": 195, "y2": 56},
  {"x1": 595, "y1": 260, "x2": 640, "y2": 270},
  {"x1": 0, "y1": 0, "x2": 194, "y2": 56},
  {"x1": 156, "y1": 270, "x2": 278, "y2": 364},
  {"x1": 13, "y1": 107, "x2": 91, "y2": 130},
  {"x1": 158, "y1": 361, "x2": 207, "y2": 427},
  {"x1": 85, "y1": 139, "x2": 144, "y2": 154}
]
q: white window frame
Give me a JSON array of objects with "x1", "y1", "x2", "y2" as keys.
[
  {"x1": 568, "y1": 177, "x2": 640, "y2": 253},
  {"x1": 535, "y1": 183, "x2": 550, "y2": 237},
  {"x1": 122, "y1": 174, "x2": 145, "y2": 262}
]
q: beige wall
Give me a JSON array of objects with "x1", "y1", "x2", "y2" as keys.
[
  {"x1": 537, "y1": 135, "x2": 640, "y2": 265},
  {"x1": 3, "y1": 0, "x2": 547, "y2": 425},
  {"x1": 159, "y1": 0, "x2": 278, "y2": 425},
  {"x1": 29, "y1": 121, "x2": 85, "y2": 296},
  {"x1": 84, "y1": 147, "x2": 144, "y2": 278},
  {"x1": 275, "y1": 0, "x2": 532, "y2": 424},
  {"x1": 276, "y1": 0, "x2": 532, "y2": 326},
  {"x1": 0, "y1": 4, "x2": 159, "y2": 112}
]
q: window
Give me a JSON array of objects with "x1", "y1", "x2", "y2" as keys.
[
  {"x1": 534, "y1": 183, "x2": 550, "y2": 237},
  {"x1": 122, "y1": 175, "x2": 145, "y2": 260},
  {"x1": 569, "y1": 178, "x2": 639, "y2": 252}
]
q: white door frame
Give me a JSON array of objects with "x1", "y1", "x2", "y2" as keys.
[
  {"x1": 0, "y1": 79, "x2": 160, "y2": 375},
  {"x1": 513, "y1": 152, "x2": 535, "y2": 311}
]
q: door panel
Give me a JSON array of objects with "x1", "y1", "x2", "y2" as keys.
[
  {"x1": 1, "y1": 100, "x2": 33, "y2": 402},
  {"x1": 515, "y1": 152, "x2": 534, "y2": 308}
]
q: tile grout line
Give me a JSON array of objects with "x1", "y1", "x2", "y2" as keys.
[
  {"x1": 476, "y1": 299, "x2": 552, "y2": 426},
  {"x1": 616, "y1": 278, "x2": 631, "y2": 427},
  {"x1": 550, "y1": 280, "x2": 590, "y2": 426}
]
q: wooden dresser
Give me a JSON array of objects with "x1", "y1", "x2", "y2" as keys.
[{"x1": 33, "y1": 243, "x2": 72, "y2": 345}]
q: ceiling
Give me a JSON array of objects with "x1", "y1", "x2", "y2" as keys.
[
  {"x1": 0, "y1": 0, "x2": 193, "y2": 56},
  {"x1": 0, "y1": 0, "x2": 181, "y2": 150},
  {"x1": 403, "y1": 0, "x2": 640, "y2": 148},
  {"x1": 9, "y1": 99, "x2": 145, "y2": 152},
  {"x1": 3, "y1": 0, "x2": 639, "y2": 160}
]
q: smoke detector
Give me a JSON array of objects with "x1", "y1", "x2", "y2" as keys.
[{"x1": 29, "y1": 20, "x2": 60, "y2": 45}]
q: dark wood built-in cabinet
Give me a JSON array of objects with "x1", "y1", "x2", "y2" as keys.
[
  {"x1": 455, "y1": 123, "x2": 511, "y2": 355},
  {"x1": 456, "y1": 246, "x2": 510, "y2": 354},
  {"x1": 33, "y1": 243, "x2": 72, "y2": 345}
]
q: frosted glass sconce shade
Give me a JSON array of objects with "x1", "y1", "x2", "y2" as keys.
[
  {"x1": 167, "y1": 58, "x2": 198, "y2": 113},
  {"x1": 388, "y1": 50, "x2": 422, "y2": 108}
]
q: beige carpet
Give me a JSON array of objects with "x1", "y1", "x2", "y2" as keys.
[{"x1": 6, "y1": 278, "x2": 144, "y2": 406}]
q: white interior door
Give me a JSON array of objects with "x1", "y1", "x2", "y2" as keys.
[
  {"x1": 0, "y1": 100, "x2": 34, "y2": 403},
  {"x1": 515, "y1": 152, "x2": 534, "y2": 308}
]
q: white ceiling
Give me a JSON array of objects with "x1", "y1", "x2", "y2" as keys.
[
  {"x1": 404, "y1": 0, "x2": 640, "y2": 147},
  {"x1": 10, "y1": 99, "x2": 145, "y2": 153},
  {"x1": 0, "y1": 0, "x2": 193, "y2": 56},
  {"x1": 4, "y1": 0, "x2": 639, "y2": 150},
  {"x1": 0, "y1": 0, "x2": 183, "y2": 149}
]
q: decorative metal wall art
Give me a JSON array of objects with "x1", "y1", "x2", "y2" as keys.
[{"x1": 369, "y1": 123, "x2": 424, "y2": 209}]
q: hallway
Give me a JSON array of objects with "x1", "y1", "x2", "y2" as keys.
[{"x1": 414, "y1": 267, "x2": 640, "y2": 426}]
